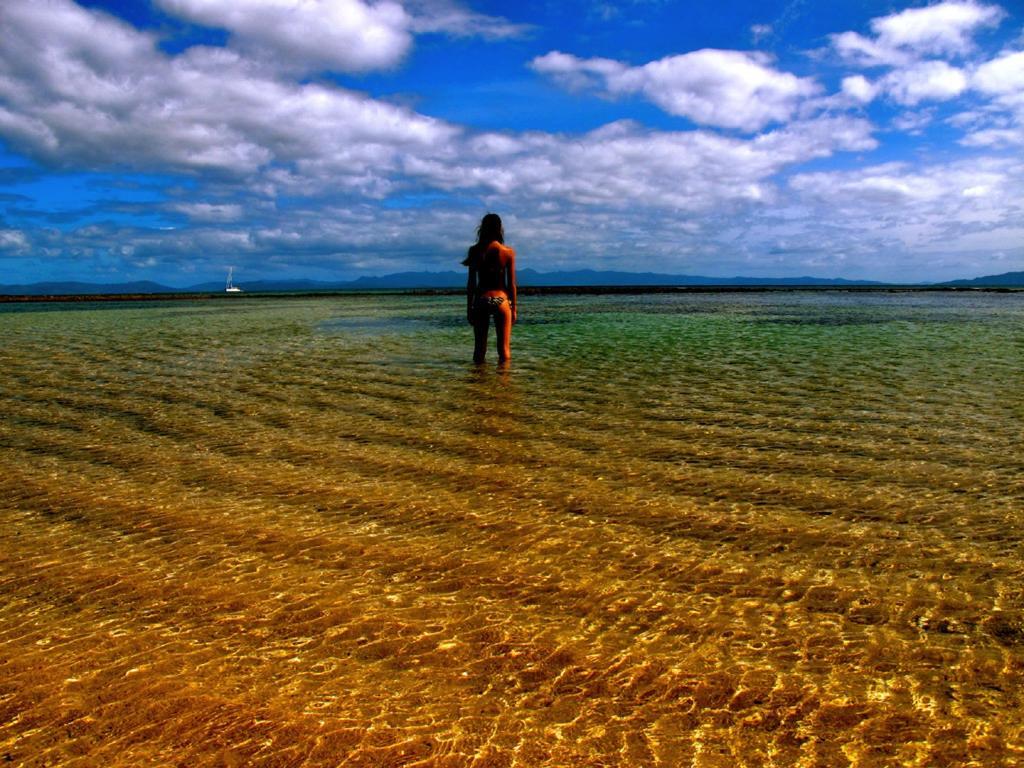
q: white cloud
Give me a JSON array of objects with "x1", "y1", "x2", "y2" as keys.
[
  {"x1": 830, "y1": 3, "x2": 1011, "y2": 110},
  {"x1": 0, "y1": 0, "x2": 458, "y2": 183},
  {"x1": 154, "y1": 0, "x2": 526, "y2": 74},
  {"x1": 407, "y1": 0, "x2": 530, "y2": 39},
  {"x1": 751, "y1": 24, "x2": 772, "y2": 43},
  {"x1": 960, "y1": 125, "x2": 1024, "y2": 146},
  {"x1": 870, "y1": 0, "x2": 1004, "y2": 57},
  {"x1": 832, "y1": 1, "x2": 1004, "y2": 66},
  {"x1": 0, "y1": 229, "x2": 29, "y2": 253},
  {"x1": 531, "y1": 49, "x2": 819, "y2": 131},
  {"x1": 530, "y1": 51, "x2": 626, "y2": 91},
  {"x1": 950, "y1": 50, "x2": 1024, "y2": 146},
  {"x1": 791, "y1": 162, "x2": 947, "y2": 203},
  {"x1": 170, "y1": 202, "x2": 245, "y2": 222},
  {"x1": 404, "y1": 116, "x2": 876, "y2": 214},
  {"x1": 972, "y1": 49, "x2": 1024, "y2": 94},
  {"x1": 156, "y1": 0, "x2": 412, "y2": 72},
  {"x1": 881, "y1": 60, "x2": 969, "y2": 105},
  {"x1": 831, "y1": 31, "x2": 913, "y2": 68},
  {"x1": 890, "y1": 108, "x2": 936, "y2": 133},
  {"x1": 788, "y1": 158, "x2": 1024, "y2": 268},
  {"x1": 842, "y1": 74, "x2": 878, "y2": 103}
]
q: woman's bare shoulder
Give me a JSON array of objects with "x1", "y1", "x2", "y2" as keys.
[{"x1": 487, "y1": 242, "x2": 515, "y2": 258}]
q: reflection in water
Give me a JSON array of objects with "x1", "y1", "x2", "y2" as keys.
[{"x1": 1, "y1": 292, "x2": 1023, "y2": 766}]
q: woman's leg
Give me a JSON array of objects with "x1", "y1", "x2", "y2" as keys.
[
  {"x1": 472, "y1": 310, "x2": 489, "y2": 363},
  {"x1": 494, "y1": 303, "x2": 512, "y2": 362}
]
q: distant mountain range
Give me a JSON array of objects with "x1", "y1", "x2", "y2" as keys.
[
  {"x1": 1, "y1": 269, "x2": 1022, "y2": 295},
  {"x1": 0, "y1": 280, "x2": 182, "y2": 295},
  {"x1": 938, "y1": 271, "x2": 1024, "y2": 287}
]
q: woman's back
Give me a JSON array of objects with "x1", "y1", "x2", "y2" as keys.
[{"x1": 469, "y1": 242, "x2": 510, "y2": 293}]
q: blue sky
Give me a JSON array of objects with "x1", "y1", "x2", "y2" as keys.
[{"x1": 0, "y1": 0, "x2": 1022, "y2": 285}]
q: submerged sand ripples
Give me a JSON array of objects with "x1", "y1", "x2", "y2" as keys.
[{"x1": 1, "y1": 292, "x2": 1023, "y2": 767}]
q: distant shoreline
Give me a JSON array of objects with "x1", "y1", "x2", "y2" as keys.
[{"x1": 2, "y1": 284, "x2": 1022, "y2": 303}]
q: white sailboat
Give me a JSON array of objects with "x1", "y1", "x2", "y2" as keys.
[{"x1": 225, "y1": 266, "x2": 242, "y2": 293}]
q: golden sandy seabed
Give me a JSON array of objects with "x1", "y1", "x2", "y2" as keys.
[{"x1": 1, "y1": 297, "x2": 1022, "y2": 767}]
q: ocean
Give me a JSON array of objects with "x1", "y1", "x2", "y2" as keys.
[{"x1": 1, "y1": 290, "x2": 1022, "y2": 766}]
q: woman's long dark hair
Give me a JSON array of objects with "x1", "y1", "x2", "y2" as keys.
[{"x1": 462, "y1": 213, "x2": 503, "y2": 265}]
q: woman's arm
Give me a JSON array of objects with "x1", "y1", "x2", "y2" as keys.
[
  {"x1": 466, "y1": 257, "x2": 477, "y2": 324},
  {"x1": 506, "y1": 248, "x2": 517, "y2": 324}
]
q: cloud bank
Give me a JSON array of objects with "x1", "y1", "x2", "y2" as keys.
[
  {"x1": 831, "y1": 0, "x2": 1004, "y2": 67},
  {"x1": 530, "y1": 49, "x2": 819, "y2": 132}
]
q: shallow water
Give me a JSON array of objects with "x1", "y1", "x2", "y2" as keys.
[{"x1": 1, "y1": 291, "x2": 1022, "y2": 767}]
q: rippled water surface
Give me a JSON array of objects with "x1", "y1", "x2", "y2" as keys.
[{"x1": 2, "y1": 291, "x2": 1023, "y2": 767}]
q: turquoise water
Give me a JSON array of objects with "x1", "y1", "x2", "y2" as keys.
[{"x1": 1, "y1": 290, "x2": 1022, "y2": 766}]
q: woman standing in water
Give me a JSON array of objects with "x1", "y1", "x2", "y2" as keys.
[{"x1": 464, "y1": 213, "x2": 517, "y2": 364}]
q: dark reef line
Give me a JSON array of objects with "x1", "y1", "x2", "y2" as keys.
[{"x1": 2, "y1": 285, "x2": 1022, "y2": 303}]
